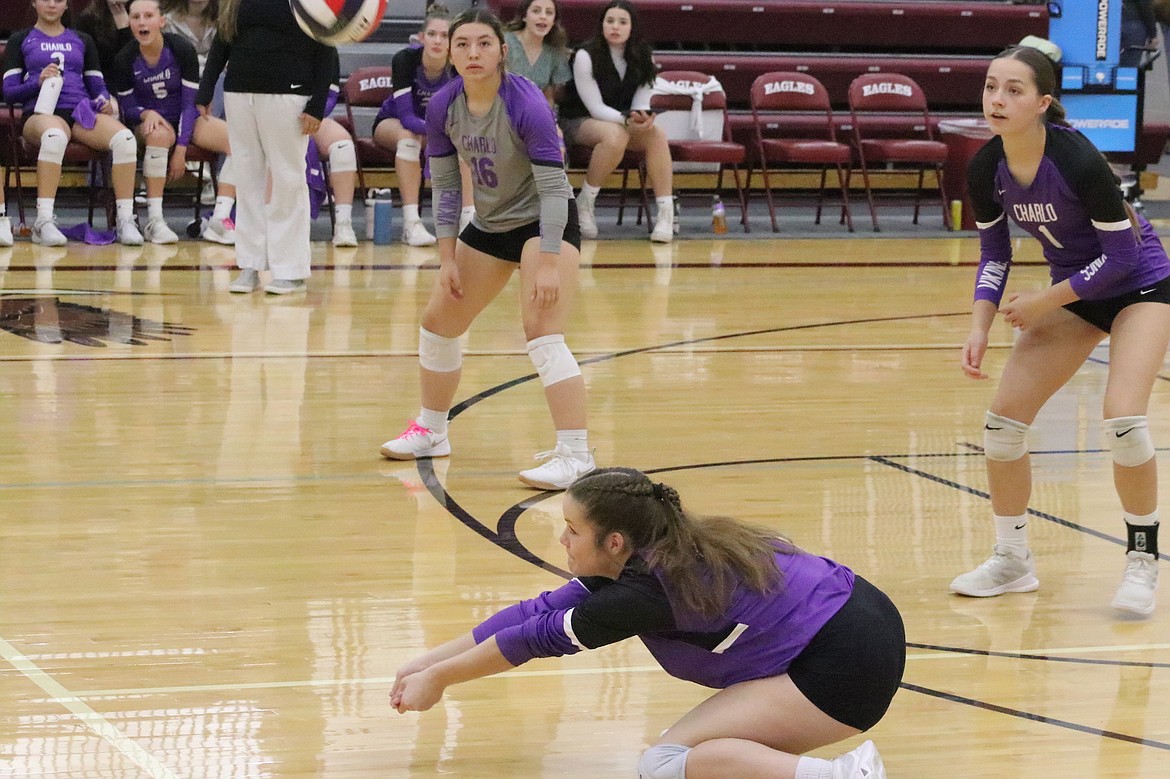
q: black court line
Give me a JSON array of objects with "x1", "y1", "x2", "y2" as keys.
[
  {"x1": 901, "y1": 682, "x2": 1170, "y2": 750},
  {"x1": 868, "y1": 455, "x2": 1170, "y2": 559},
  {"x1": 450, "y1": 311, "x2": 968, "y2": 417},
  {"x1": 907, "y1": 642, "x2": 1170, "y2": 669}
]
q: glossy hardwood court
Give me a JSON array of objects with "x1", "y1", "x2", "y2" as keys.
[{"x1": 1, "y1": 233, "x2": 1168, "y2": 778}]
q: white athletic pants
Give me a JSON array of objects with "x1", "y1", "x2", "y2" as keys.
[{"x1": 224, "y1": 92, "x2": 312, "y2": 280}]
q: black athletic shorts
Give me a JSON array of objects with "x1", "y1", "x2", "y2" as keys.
[
  {"x1": 786, "y1": 575, "x2": 906, "y2": 731},
  {"x1": 1063, "y1": 274, "x2": 1170, "y2": 333},
  {"x1": 459, "y1": 200, "x2": 581, "y2": 263}
]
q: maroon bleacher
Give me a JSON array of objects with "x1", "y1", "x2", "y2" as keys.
[
  {"x1": 487, "y1": 0, "x2": 1047, "y2": 52},
  {"x1": 654, "y1": 53, "x2": 991, "y2": 112}
]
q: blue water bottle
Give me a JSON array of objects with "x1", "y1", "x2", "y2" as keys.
[{"x1": 373, "y1": 198, "x2": 394, "y2": 245}]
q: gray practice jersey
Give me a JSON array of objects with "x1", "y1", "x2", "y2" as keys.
[{"x1": 426, "y1": 73, "x2": 572, "y2": 253}]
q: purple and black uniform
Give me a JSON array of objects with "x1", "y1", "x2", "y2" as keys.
[
  {"x1": 969, "y1": 124, "x2": 1170, "y2": 306},
  {"x1": 2, "y1": 27, "x2": 110, "y2": 116},
  {"x1": 425, "y1": 74, "x2": 573, "y2": 254},
  {"x1": 110, "y1": 33, "x2": 200, "y2": 147},
  {"x1": 474, "y1": 550, "x2": 853, "y2": 687},
  {"x1": 373, "y1": 46, "x2": 455, "y2": 134}
]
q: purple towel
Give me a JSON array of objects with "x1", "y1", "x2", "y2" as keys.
[{"x1": 60, "y1": 223, "x2": 115, "y2": 245}]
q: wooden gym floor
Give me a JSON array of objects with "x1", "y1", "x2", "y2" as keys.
[{"x1": 0, "y1": 234, "x2": 1168, "y2": 777}]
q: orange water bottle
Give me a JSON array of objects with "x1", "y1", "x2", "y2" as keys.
[{"x1": 711, "y1": 196, "x2": 728, "y2": 234}]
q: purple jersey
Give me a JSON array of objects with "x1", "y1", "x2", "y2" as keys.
[
  {"x1": 472, "y1": 550, "x2": 855, "y2": 689},
  {"x1": 111, "y1": 34, "x2": 200, "y2": 147},
  {"x1": 2, "y1": 27, "x2": 108, "y2": 113},
  {"x1": 373, "y1": 46, "x2": 454, "y2": 135},
  {"x1": 968, "y1": 124, "x2": 1170, "y2": 303}
]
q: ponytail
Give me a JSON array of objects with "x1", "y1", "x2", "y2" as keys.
[
  {"x1": 1045, "y1": 97, "x2": 1070, "y2": 128},
  {"x1": 568, "y1": 468, "x2": 789, "y2": 616}
]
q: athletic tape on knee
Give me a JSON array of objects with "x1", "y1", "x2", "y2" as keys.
[
  {"x1": 37, "y1": 128, "x2": 67, "y2": 164},
  {"x1": 396, "y1": 138, "x2": 421, "y2": 162},
  {"x1": 418, "y1": 327, "x2": 462, "y2": 373},
  {"x1": 327, "y1": 140, "x2": 357, "y2": 173},
  {"x1": 984, "y1": 411, "x2": 1030, "y2": 462},
  {"x1": 637, "y1": 744, "x2": 690, "y2": 779},
  {"x1": 143, "y1": 146, "x2": 169, "y2": 179},
  {"x1": 527, "y1": 334, "x2": 581, "y2": 387},
  {"x1": 1105, "y1": 416, "x2": 1155, "y2": 467},
  {"x1": 218, "y1": 155, "x2": 234, "y2": 187},
  {"x1": 108, "y1": 128, "x2": 137, "y2": 165}
]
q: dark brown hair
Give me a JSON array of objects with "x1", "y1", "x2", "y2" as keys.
[
  {"x1": 567, "y1": 467, "x2": 790, "y2": 617},
  {"x1": 581, "y1": 0, "x2": 655, "y2": 88}
]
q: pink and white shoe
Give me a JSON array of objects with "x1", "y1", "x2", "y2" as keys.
[{"x1": 379, "y1": 421, "x2": 451, "y2": 460}]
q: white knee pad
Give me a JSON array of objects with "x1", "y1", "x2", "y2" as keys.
[
  {"x1": 984, "y1": 411, "x2": 1030, "y2": 462},
  {"x1": 396, "y1": 138, "x2": 421, "y2": 162},
  {"x1": 418, "y1": 327, "x2": 462, "y2": 373},
  {"x1": 108, "y1": 128, "x2": 137, "y2": 165},
  {"x1": 527, "y1": 334, "x2": 581, "y2": 387},
  {"x1": 637, "y1": 744, "x2": 690, "y2": 779},
  {"x1": 218, "y1": 155, "x2": 234, "y2": 188},
  {"x1": 143, "y1": 145, "x2": 169, "y2": 179},
  {"x1": 1105, "y1": 416, "x2": 1155, "y2": 467},
  {"x1": 37, "y1": 128, "x2": 67, "y2": 164},
  {"x1": 327, "y1": 139, "x2": 356, "y2": 173}
]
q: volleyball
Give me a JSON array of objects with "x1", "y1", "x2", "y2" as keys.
[{"x1": 290, "y1": 0, "x2": 388, "y2": 45}]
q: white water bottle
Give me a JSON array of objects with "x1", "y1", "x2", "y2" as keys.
[{"x1": 34, "y1": 76, "x2": 63, "y2": 115}]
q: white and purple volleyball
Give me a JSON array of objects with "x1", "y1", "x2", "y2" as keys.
[{"x1": 290, "y1": 0, "x2": 388, "y2": 45}]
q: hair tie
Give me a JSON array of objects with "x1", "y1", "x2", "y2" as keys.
[{"x1": 651, "y1": 482, "x2": 665, "y2": 500}]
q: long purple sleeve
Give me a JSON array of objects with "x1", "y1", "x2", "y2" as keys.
[
  {"x1": 471, "y1": 579, "x2": 591, "y2": 666},
  {"x1": 1068, "y1": 220, "x2": 1143, "y2": 299},
  {"x1": 2, "y1": 30, "x2": 39, "y2": 105},
  {"x1": 973, "y1": 213, "x2": 1013, "y2": 306},
  {"x1": 394, "y1": 90, "x2": 426, "y2": 134}
]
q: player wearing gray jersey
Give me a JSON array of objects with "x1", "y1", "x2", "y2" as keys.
[
  {"x1": 379, "y1": 9, "x2": 595, "y2": 492},
  {"x1": 952, "y1": 46, "x2": 1170, "y2": 617}
]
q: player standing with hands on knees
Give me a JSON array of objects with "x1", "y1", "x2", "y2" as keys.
[
  {"x1": 196, "y1": 0, "x2": 332, "y2": 295},
  {"x1": 378, "y1": 9, "x2": 595, "y2": 491},
  {"x1": 952, "y1": 45, "x2": 1170, "y2": 616},
  {"x1": 391, "y1": 467, "x2": 904, "y2": 779}
]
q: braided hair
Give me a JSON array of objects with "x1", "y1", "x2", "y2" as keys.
[{"x1": 567, "y1": 467, "x2": 790, "y2": 616}]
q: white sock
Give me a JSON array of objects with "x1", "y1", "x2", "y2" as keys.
[
  {"x1": 656, "y1": 196, "x2": 673, "y2": 219},
  {"x1": 556, "y1": 429, "x2": 589, "y2": 459},
  {"x1": 418, "y1": 407, "x2": 448, "y2": 436},
  {"x1": 994, "y1": 513, "x2": 1030, "y2": 558},
  {"x1": 577, "y1": 183, "x2": 600, "y2": 204},
  {"x1": 794, "y1": 756, "x2": 833, "y2": 779},
  {"x1": 0, "y1": 202, "x2": 6, "y2": 217},
  {"x1": 403, "y1": 204, "x2": 421, "y2": 223},
  {"x1": 37, "y1": 197, "x2": 55, "y2": 222},
  {"x1": 336, "y1": 203, "x2": 352, "y2": 222},
  {"x1": 116, "y1": 199, "x2": 134, "y2": 223},
  {"x1": 212, "y1": 196, "x2": 235, "y2": 221},
  {"x1": 147, "y1": 197, "x2": 164, "y2": 220},
  {"x1": 1125, "y1": 509, "x2": 1159, "y2": 526}
]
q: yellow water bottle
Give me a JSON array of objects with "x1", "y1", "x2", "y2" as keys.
[{"x1": 712, "y1": 196, "x2": 728, "y2": 234}]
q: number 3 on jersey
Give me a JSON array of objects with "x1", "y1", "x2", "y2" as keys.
[{"x1": 468, "y1": 156, "x2": 497, "y2": 188}]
